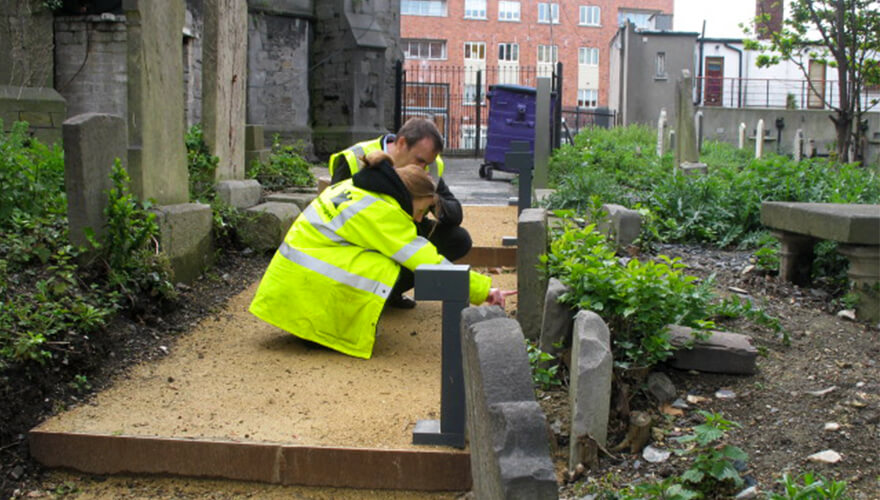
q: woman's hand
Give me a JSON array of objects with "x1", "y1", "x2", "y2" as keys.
[{"x1": 486, "y1": 288, "x2": 517, "y2": 307}]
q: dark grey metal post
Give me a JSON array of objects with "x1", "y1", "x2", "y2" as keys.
[
  {"x1": 394, "y1": 60, "x2": 403, "y2": 132},
  {"x1": 412, "y1": 264, "x2": 470, "y2": 448},
  {"x1": 475, "y1": 70, "x2": 482, "y2": 158},
  {"x1": 507, "y1": 140, "x2": 533, "y2": 215}
]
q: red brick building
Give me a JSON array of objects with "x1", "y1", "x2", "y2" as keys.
[{"x1": 401, "y1": 0, "x2": 673, "y2": 126}]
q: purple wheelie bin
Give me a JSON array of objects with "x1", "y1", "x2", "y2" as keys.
[{"x1": 480, "y1": 84, "x2": 546, "y2": 180}]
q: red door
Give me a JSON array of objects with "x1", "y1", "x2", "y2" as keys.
[{"x1": 704, "y1": 57, "x2": 724, "y2": 106}]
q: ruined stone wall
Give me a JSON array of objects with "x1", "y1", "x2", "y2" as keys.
[
  {"x1": 54, "y1": 14, "x2": 127, "y2": 119},
  {"x1": 184, "y1": 0, "x2": 204, "y2": 128}
]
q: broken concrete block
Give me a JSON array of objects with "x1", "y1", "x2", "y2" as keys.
[{"x1": 667, "y1": 325, "x2": 758, "y2": 375}]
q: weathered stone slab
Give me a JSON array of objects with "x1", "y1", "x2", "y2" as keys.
[
  {"x1": 517, "y1": 208, "x2": 548, "y2": 341},
  {"x1": 63, "y1": 113, "x2": 127, "y2": 249},
  {"x1": 667, "y1": 325, "x2": 757, "y2": 375},
  {"x1": 761, "y1": 202, "x2": 880, "y2": 246},
  {"x1": 152, "y1": 203, "x2": 214, "y2": 284},
  {"x1": 597, "y1": 203, "x2": 642, "y2": 248},
  {"x1": 569, "y1": 310, "x2": 613, "y2": 470},
  {"x1": 539, "y1": 278, "x2": 573, "y2": 360},
  {"x1": 217, "y1": 179, "x2": 262, "y2": 208},
  {"x1": 461, "y1": 314, "x2": 556, "y2": 500},
  {"x1": 265, "y1": 192, "x2": 316, "y2": 211},
  {"x1": 239, "y1": 201, "x2": 300, "y2": 252}
]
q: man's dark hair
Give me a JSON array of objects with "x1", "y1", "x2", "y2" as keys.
[{"x1": 397, "y1": 117, "x2": 444, "y2": 154}]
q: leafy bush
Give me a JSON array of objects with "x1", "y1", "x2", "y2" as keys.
[
  {"x1": 674, "y1": 411, "x2": 749, "y2": 496},
  {"x1": 185, "y1": 124, "x2": 220, "y2": 203},
  {"x1": 542, "y1": 219, "x2": 715, "y2": 368},
  {"x1": 247, "y1": 135, "x2": 315, "y2": 191},
  {"x1": 525, "y1": 341, "x2": 563, "y2": 390},
  {"x1": 769, "y1": 472, "x2": 850, "y2": 499},
  {"x1": 0, "y1": 120, "x2": 65, "y2": 224}
]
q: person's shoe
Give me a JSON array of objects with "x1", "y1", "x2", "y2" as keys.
[{"x1": 387, "y1": 293, "x2": 416, "y2": 309}]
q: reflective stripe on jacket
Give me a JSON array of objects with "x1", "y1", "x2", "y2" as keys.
[
  {"x1": 249, "y1": 180, "x2": 489, "y2": 359},
  {"x1": 328, "y1": 136, "x2": 445, "y2": 180}
]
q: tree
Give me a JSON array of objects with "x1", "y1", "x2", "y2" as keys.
[{"x1": 744, "y1": 0, "x2": 880, "y2": 163}]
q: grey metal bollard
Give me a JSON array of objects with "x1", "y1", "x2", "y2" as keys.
[{"x1": 412, "y1": 264, "x2": 471, "y2": 448}]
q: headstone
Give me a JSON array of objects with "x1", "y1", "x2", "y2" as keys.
[
  {"x1": 216, "y1": 179, "x2": 262, "y2": 208},
  {"x1": 63, "y1": 113, "x2": 127, "y2": 249},
  {"x1": 597, "y1": 203, "x2": 642, "y2": 248},
  {"x1": 738, "y1": 122, "x2": 747, "y2": 149},
  {"x1": 667, "y1": 325, "x2": 758, "y2": 375},
  {"x1": 124, "y1": 0, "x2": 188, "y2": 204},
  {"x1": 239, "y1": 201, "x2": 301, "y2": 252},
  {"x1": 202, "y1": 0, "x2": 248, "y2": 181},
  {"x1": 794, "y1": 129, "x2": 804, "y2": 161},
  {"x1": 460, "y1": 313, "x2": 557, "y2": 500},
  {"x1": 656, "y1": 108, "x2": 667, "y2": 156},
  {"x1": 517, "y1": 208, "x2": 549, "y2": 341},
  {"x1": 533, "y1": 77, "x2": 552, "y2": 190},
  {"x1": 569, "y1": 310, "x2": 613, "y2": 471},
  {"x1": 755, "y1": 119, "x2": 765, "y2": 159},
  {"x1": 539, "y1": 278, "x2": 573, "y2": 360},
  {"x1": 694, "y1": 110, "x2": 704, "y2": 154},
  {"x1": 152, "y1": 203, "x2": 215, "y2": 284},
  {"x1": 674, "y1": 70, "x2": 698, "y2": 168}
]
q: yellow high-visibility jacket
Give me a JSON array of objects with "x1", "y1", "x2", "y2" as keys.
[
  {"x1": 328, "y1": 135, "x2": 445, "y2": 181},
  {"x1": 249, "y1": 179, "x2": 490, "y2": 359}
]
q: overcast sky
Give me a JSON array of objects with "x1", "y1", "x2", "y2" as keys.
[{"x1": 673, "y1": 0, "x2": 757, "y2": 38}]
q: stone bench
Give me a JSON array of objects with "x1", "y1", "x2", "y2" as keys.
[{"x1": 760, "y1": 202, "x2": 880, "y2": 322}]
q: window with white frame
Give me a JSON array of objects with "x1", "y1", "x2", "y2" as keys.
[
  {"x1": 538, "y1": 3, "x2": 559, "y2": 24},
  {"x1": 463, "y1": 84, "x2": 487, "y2": 105},
  {"x1": 461, "y1": 124, "x2": 487, "y2": 149},
  {"x1": 579, "y1": 5, "x2": 600, "y2": 26},
  {"x1": 578, "y1": 47, "x2": 599, "y2": 66},
  {"x1": 401, "y1": 0, "x2": 447, "y2": 16},
  {"x1": 498, "y1": 43, "x2": 519, "y2": 62},
  {"x1": 498, "y1": 1, "x2": 521, "y2": 21},
  {"x1": 464, "y1": 0, "x2": 486, "y2": 19},
  {"x1": 403, "y1": 39, "x2": 447, "y2": 60},
  {"x1": 655, "y1": 52, "x2": 667, "y2": 78},
  {"x1": 578, "y1": 89, "x2": 598, "y2": 108},
  {"x1": 537, "y1": 45, "x2": 558, "y2": 64},
  {"x1": 464, "y1": 42, "x2": 486, "y2": 60}
]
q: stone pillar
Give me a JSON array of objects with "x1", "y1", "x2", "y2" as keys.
[
  {"x1": 755, "y1": 119, "x2": 765, "y2": 159},
  {"x1": 772, "y1": 230, "x2": 816, "y2": 285},
  {"x1": 124, "y1": 0, "x2": 188, "y2": 204},
  {"x1": 569, "y1": 310, "x2": 613, "y2": 471},
  {"x1": 674, "y1": 70, "x2": 698, "y2": 168},
  {"x1": 738, "y1": 122, "x2": 747, "y2": 149},
  {"x1": 656, "y1": 108, "x2": 667, "y2": 156},
  {"x1": 517, "y1": 208, "x2": 548, "y2": 341},
  {"x1": 63, "y1": 113, "x2": 127, "y2": 249},
  {"x1": 793, "y1": 129, "x2": 804, "y2": 161},
  {"x1": 202, "y1": 0, "x2": 247, "y2": 181},
  {"x1": 310, "y1": 0, "x2": 400, "y2": 157},
  {"x1": 533, "y1": 77, "x2": 552, "y2": 190}
]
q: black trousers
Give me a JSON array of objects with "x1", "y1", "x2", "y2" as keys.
[{"x1": 391, "y1": 221, "x2": 472, "y2": 297}]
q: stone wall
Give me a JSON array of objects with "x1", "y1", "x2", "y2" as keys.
[
  {"x1": 54, "y1": 14, "x2": 128, "y2": 119},
  {"x1": 184, "y1": 0, "x2": 204, "y2": 128},
  {"x1": 0, "y1": 0, "x2": 54, "y2": 88},
  {"x1": 0, "y1": 85, "x2": 66, "y2": 144},
  {"x1": 246, "y1": 1, "x2": 311, "y2": 147}
]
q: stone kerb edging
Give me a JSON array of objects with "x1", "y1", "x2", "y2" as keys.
[{"x1": 460, "y1": 306, "x2": 558, "y2": 500}]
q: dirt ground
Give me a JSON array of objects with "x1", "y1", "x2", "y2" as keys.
[{"x1": 3, "y1": 205, "x2": 879, "y2": 499}]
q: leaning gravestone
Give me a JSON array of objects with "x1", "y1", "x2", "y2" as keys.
[
  {"x1": 674, "y1": 70, "x2": 698, "y2": 168},
  {"x1": 656, "y1": 108, "x2": 667, "y2": 156},
  {"x1": 755, "y1": 119, "x2": 765, "y2": 159}
]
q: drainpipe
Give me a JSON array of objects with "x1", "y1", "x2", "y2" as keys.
[
  {"x1": 724, "y1": 42, "x2": 743, "y2": 108},
  {"x1": 695, "y1": 20, "x2": 705, "y2": 105}
]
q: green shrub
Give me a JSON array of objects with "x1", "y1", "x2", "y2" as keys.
[
  {"x1": 674, "y1": 411, "x2": 749, "y2": 497},
  {"x1": 185, "y1": 124, "x2": 219, "y2": 203},
  {"x1": 247, "y1": 135, "x2": 315, "y2": 191},
  {"x1": 769, "y1": 472, "x2": 850, "y2": 499},
  {"x1": 542, "y1": 219, "x2": 715, "y2": 368},
  {"x1": 0, "y1": 120, "x2": 65, "y2": 226},
  {"x1": 525, "y1": 341, "x2": 563, "y2": 390}
]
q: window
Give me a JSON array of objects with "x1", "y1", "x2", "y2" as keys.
[
  {"x1": 401, "y1": 0, "x2": 447, "y2": 16},
  {"x1": 578, "y1": 89, "x2": 598, "y2": 108},
  {"x1": 403, "y1": 39, "x2": 447, "y2": 60},
  {"x1": 537, "y1": 45, "x2": 558, "y2": 64},
  {"x1": 464, "y1": 42, "x2": 486, "y2": 60},
  {"x1": 655, "y1": 52, "x2": 667, "y2": 78},
  {"x1": 538, "y1": 3, "x2": 559, "y2": 24},
  {"x1": 464, "y1": 0, "x2": 486, "y2": 19},
  {"x1": 498, "y1": 43, "x2": 519, "y2": 62},
  {"x1": 578, "y1": 47, "x2": 599, "y2": 66},
  {"x1": 498, "y1": 1, "x2": 521, "y2": 21},
  {"x1": 579, "y1": 5, "x2": 600, "y2": 26},
  {"x1": 461, "y1": 124, "x2": 487, "y2": 149}
]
